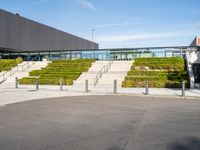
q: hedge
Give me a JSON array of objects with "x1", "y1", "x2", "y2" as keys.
[
  {"x1": 122, "y1": 80, "x2": 189, "y2": 88},
  {"x1": 0, "y1": 57, "x2": 23, "y2": 72},
  {"x1": 19, "y1": 59, "x2": 95, "y2": 85},
  {"x1": 122, "y1": 57, "x2": 189, "y2": 88},
  {"x1": 19, "y1": 77, "x2": 73, "y2": 85},
  {"x1": 133, "y1": 57, "x2": 185, "y2": 71}
]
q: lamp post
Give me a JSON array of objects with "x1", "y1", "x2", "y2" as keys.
[{"x1": 92, "y1": 29, "x2": 95, "y2": 49}]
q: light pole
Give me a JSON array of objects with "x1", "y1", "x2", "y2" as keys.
[{"x1": 92, "y1": 29, "x2": 95, "y2": 49}]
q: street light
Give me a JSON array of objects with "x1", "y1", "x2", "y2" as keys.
[{"x1": 92, "y1": 29, "x2": 95, "y2": 49}]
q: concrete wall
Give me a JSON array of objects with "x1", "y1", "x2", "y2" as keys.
[{"x1": 0, "y1": 9, "x2": 98, "y2": 51}]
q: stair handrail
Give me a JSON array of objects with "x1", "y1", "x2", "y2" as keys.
[
  {"x1": 0, "y1": 56, "x2": 38, "y2": 83},
  {"x1": 0, "y1": 64, "x2": 20, "y2": 83},
  {"x1": 17, "y1": 56, "x2": 38, "y2": 71},
  {"x1": 94, "y1": 65, "x2": 105, "y2": 86},
  {"x1": 94, "y1": 60, "x2": 114, "y2": 86},
  {"x1": 105, "y1": 60, "x2": 113, "y2": 72}
]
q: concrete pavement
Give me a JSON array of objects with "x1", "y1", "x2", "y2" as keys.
[
  {"x1": 0, "y1": 95, "x2": 200, "y2": 150},
  {"x1": 0, "y1": 83, "x2": 200, "y2": 106}
]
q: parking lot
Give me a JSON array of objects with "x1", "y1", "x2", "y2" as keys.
[{"x1": 0, "y1": 95, "x2": 200, "y2": 150}]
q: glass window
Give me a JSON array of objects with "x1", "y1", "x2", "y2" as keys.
[
  {"x1": 82, "y1": 51, "x2": 94, "y2": 59},
  {"x1": 49, "y1": 51, "x2": 61, "y2": 60},
  {"x1": 94, "y1": 50, "x2": 108, "y2": 60},
  {"x1": 71, "y1": 51, "x2": 82, "y2": 59}
]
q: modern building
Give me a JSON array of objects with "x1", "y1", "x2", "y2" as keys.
[
  {"x1": 1, "y1": 9, "x2": 200, "y2": 87},
  {"x1": 0, "y1": 9, "x2": 98, "y2": 60},
  {"x1": 0, "y1": 9, "x2": 199, "y2": 61}
]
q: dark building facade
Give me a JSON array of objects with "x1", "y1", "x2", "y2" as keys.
[
  {"x1": 0, "y1": 9, "x2": 98, "y2": 52},
  {"x1": 0, "y1": 9, "x2": 199, "y2": 62}
]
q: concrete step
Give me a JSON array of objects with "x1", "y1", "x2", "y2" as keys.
[
  {"x1": 74, "y1": 60, "x2": 133, "y2": 89},
  {"x1": 2, "y1": 61, "x2": 50, "y2": 84},
  {"x1": 73, "y1": 61, "x2": 109, "y2": 86},
  {"x1": 96, "y1": 61, "x2": 132, "y2": 87}
]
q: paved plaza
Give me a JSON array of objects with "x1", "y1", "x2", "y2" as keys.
[
  {"x1": 0, "y1": 95, "x2": 200, "y2": 150},
  {"x1": 0, "y1": 82, "x2": 200, "y2": 106}
]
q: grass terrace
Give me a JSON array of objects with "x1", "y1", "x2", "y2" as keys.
[
  {"x1": 19, "y1": 59, "x2": 95, "y2": 85},
  {"x1": 122, "y1": 57, "x2": 189, "y2": 88},
  {"x1": 0, "y1": 57, "x2": 23, "y2": 72}
]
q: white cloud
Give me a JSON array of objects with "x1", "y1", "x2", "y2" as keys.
[
  {"x1": 33, "y1": 0, "x2": 49, "y2": 5},
  {"x1": 95, "y1": 18, "x2": 141, "y2": 28},
  {"x1": 192, "y1": 9, "x2": 200, "y2": 14},
  {"x1": 95, "y1": 23, "x2": 133, "y2": 28},
  {"x1": 9, "y1": 0, "x2": 49, "y2": 11},
  {"x1": 96, "y1": 31, "x2": 198, "y2": 43},
  {"x1": 79, "y1": 0, "x2": 96, "y2": 10}
]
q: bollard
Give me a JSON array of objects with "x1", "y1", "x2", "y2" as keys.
[
  {"x1": 3, "y1": 74, "x2": 5, "y2": 81},
  {"x1": 60, "y1": 78, "x2": 63, "y2": 91},
  {"x1": 36, "y1": 78, "x2": 39, "y2": 90},
  {"x1": 145, "y1": 80, "x2": 149, "y2": 95},
  {"x1": 114, "y1": 80, "x2": 117, "y2": 94},
  {"x1": 85, "y1": 79, "x2": 89, "y2": 92},
  {"x1": 15, "y1": 77, "x2": 18, "y2": 89},
  {"x1": 182, "y1": 81, "x2": 185, "y2": 97}
]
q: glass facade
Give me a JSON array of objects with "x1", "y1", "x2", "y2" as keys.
[{"x1": 0, "y1": 47, "x2": 197, "y2": 61}]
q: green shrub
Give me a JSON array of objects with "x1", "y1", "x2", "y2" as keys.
[
  {"x1": 122, "y1": 57, "x2": 189, "y2": 88},
  {"x1": 0, "y1": 57, "x2": 23, "y2": 72},
  {"x1": 19, "y1": 59, "x2": 95, "y2": 85},
  {"x1": 133, "y1": 57, "x2": 185, "y2": 71},
  {"x1": 19, "y1": 77, "x2": 74, "y2": 85},
  {"x1": 16, "y1": 57, "x2": 23, "y2": 64}
]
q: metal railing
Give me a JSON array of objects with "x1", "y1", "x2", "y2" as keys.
[
  {"x1": 17, "y1": 56, "x2": 38, "y2": 71},
  {"x1": 105, "y1": 60, "x2": 113, "y2": 72},
  {"x1": 93, "y1": 60, "x2": 114, "y2": 86},
  {"x1": 94, "y1": 65, "x2": 105, "y2": 86},
  {"x1": 0, "y1": 56, "x2": 38, "y2": 83}
]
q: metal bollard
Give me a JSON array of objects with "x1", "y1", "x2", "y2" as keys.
[
  {"x1": 60, "y1": 78, "x2": 63, "y2": 91},
  {"x1": 145, "y1": 80, "x2": 149, "y2": 95},
  {"x1": 85, "y1": 79, "x2": 89, "y2": 92},
  {"x1": 15, "y1": 77, "x2": 18, "y2": 89},
  {"x1": 182, "y1": 81, "x2": 185, "y2": 97},
  {"x1": 114, "y1": 80, "x2": 117, "y2": 94},
  {"x1": 36, "y1": 78, "x2": 39, "y2": 90}
]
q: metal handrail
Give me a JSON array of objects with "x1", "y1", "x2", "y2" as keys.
[
  {"x1": 0, "y1": 67, "x2": 18, "y2": 83},
  {"x1": 17, "y1": 56, "x2": 38, "y2": 71},
  {"x1": 105, "y1": 60, "x2": 113, "y2": 72},
  {"x1": 94, "y1": 65, "x2": 105, "y2": 86},
  {"x1": 0, "y1": 56, "x2": 38, "y2": 83},
  {"x1": 94, "y1": 60, "x2": 114, "y2": 86}
]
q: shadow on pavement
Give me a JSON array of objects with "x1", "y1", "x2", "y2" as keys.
[
  {"x1": 106, "y1": 146, "x2": 123, "y2": 150},
  {"x1": 168, "y1": 137, "x2": 200, "y2": 150}
]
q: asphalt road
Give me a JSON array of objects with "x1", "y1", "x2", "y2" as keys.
[{"x1": 0, "y1": 95, "x2": 200, "y2": 150}]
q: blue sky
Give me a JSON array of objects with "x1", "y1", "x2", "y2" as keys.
[{"x1": 0, "y1": 0, "x2": 200, "y2": 48}]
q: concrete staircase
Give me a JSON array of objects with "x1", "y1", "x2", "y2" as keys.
[
  {"x1": 96, "y1": 61, "x2": 132, "y2": 87},
  {"x1": 73, "y1": 61, "x2": 110, "y2": 86},
  {"x1": 73, "y1": 61, "x2": 133, "y2": 92},
  {"x1": 1, "y1": 61, "x2": 50, "y2": 84}
]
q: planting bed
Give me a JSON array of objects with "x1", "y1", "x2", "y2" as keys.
[
  {"x1": 122, "y1": 57, "x2": 189, "y2": 88},
  {"x1": 19, "y1": 59, "x2": 95, "y2": 85},
  {"x1": 0, "y1": 57, "x2": 23, "y2": 72}
]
